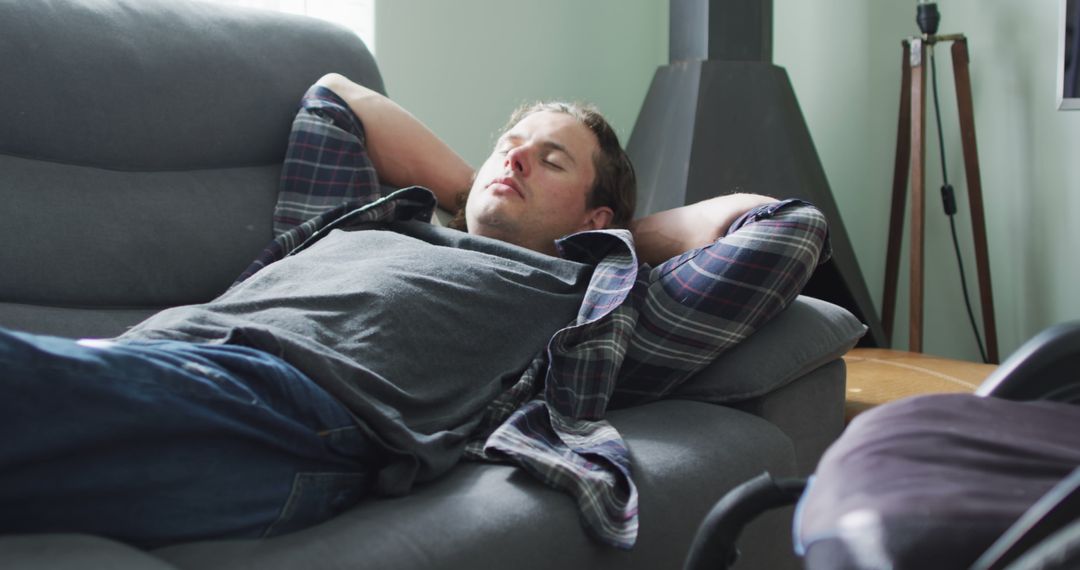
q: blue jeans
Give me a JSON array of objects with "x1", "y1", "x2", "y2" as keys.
[{"x1": 0, "y1": 328, "x2": 380, "y2": 548}]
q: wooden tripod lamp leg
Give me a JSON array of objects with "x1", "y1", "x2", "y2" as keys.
[
  {"x1": 883, "y1": 40, "x2": 913, "y2": 345},
  {"x1": 951, "y1": 38, "x2": 1000, "y2": 363},
  {"x1": 909, "y1": 39, "x2": 928, "y2": 354}
]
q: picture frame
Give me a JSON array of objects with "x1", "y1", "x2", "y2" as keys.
[{"x1": 1058, "y1": 0, "x2": 1080, "y2": 109}]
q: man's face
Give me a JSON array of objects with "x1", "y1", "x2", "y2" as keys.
[{"x1": 465, "y1": 110, "x2": 612, "y2": 255}]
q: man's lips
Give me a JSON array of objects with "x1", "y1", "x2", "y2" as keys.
[{"x1": 489, "y1": 176, "x2": 525, "y2": 199}]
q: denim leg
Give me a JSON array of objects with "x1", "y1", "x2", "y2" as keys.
[{"x1": 0, "y1": 328, "x2": 380, "y2": 548}]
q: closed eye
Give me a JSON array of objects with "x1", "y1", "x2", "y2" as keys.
[{"x1": 542, "y1": 158, "x2": 565, "y2": 171}]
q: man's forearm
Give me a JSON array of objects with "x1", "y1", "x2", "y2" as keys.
[
  {"x1": 629, "y1": 193, "x2": 778, "y2": 265},
  {"x1": 316, "y1": 73, "x2": 474, "y2": 212}
]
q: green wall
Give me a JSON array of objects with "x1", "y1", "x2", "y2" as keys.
[
  {"x1": 376, "y1": 1, "x2": 1080, "y2": 362},
  {"x1": 776, "y1": 0, "x2": 1080, "y2": 362},
  {"x1": 375, "y1": 0, "x2": 667, "y2": 167}
]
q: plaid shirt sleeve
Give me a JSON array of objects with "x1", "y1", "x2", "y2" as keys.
[
  {"x1": 612, "y1": 199, "x2": 831, "y2": 406},
  {"x1": 464, "y1": 229, "x2": 645, "y2": 548},
  {"x1": 467, "y1": 203, "x2": 829, "y2": 550},
  {"x1": 233, "y1": 85, "x2": 389, "y2": 284}
]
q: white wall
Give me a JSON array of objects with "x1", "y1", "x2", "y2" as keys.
[{"x1": 374, "y1": 1, "x2": 1080, "y2": 362}]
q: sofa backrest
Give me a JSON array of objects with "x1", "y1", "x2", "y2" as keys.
[{"x1": 0, "y1": 0, "x2": 384, "y2": 338}]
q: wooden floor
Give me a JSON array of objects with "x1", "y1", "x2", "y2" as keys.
[{"x1": 843, "y1": 348, "x2": 999, "y2": 422}]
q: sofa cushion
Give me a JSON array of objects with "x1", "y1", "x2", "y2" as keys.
[
  {"x1": 670, "y1": 296, "x2": 865, "y2": 403},
  {"x1": 0, "y1": 534, "x2": 176, "y2": 570},
  {"x1": 0, "y1": 303, "x2": 162, "y2": 340},
  {"x1": 0, "y1": 0, "x2": 384, "y2": 170},
  {"x1": 2, "y1": 157, "x2": 280, "y2": 310},
  {"x1": 152, "y1": 400, "x2": 801, "y2": 570},
  {"x1": 0, "y1": 0, "x2": 385, "y2": 336}
]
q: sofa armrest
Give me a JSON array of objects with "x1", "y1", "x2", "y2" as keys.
[
  {"x1": 728, "y1": 360, "x2": 847, "y2": 475},
  {"x1": 668, "y1": 296, "x2": 862, "y2": 475},
  {"x1": 671, "y1": 295, "x2": 865, "y2": 404}
]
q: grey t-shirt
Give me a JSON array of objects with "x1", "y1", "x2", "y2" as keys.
[{"x1": 121, "y1": 221, "x2": 593, "y2": 493}]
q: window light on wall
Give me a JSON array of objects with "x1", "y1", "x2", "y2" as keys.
[{"x1": 204, "y1": 0, "x2": 375, "y2": 54}]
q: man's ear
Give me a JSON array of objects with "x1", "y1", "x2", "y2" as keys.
[{"x1": 580, "y1": 206, "x2": 615, "y2": 231}]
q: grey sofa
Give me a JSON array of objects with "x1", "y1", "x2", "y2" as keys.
[{"x1": 0, "y1": 0, "x2": 865, "y2": 568}]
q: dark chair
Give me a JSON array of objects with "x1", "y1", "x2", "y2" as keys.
[{"x1": 683, "y1": 322, "x2": 1080, "y2": 570}]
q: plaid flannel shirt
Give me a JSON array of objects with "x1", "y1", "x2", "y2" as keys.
[{"x1": 236, "y1": 86, "x2": 830, "y2": 549}]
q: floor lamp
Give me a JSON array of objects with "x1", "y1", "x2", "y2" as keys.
[{"x1": 882, "y1": 3, "x2": 999, "y2": 363}]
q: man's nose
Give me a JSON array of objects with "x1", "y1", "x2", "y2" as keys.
[{"x1": 504, "y1": 146, "x2": 530, "y2": 176}]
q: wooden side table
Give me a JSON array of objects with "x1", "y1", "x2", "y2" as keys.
[{"x1": 843, "y1": 348, "x2": 998, "y2": 422}]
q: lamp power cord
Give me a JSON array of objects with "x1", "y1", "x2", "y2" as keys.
[{"x1": 929, "y1": 47, "x2": 990, "y2": 364}]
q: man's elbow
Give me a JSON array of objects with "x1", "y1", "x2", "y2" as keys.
[{"x1": 316, "y1": 73, "x2": 382, "y2": 106}]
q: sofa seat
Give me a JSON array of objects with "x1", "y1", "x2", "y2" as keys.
[
  {"x1": 2, "y1": 399, "x2": 815, "y2": 569},
  {"x1": 0, "y1": 0, "x2": 860, "y2": 568}
]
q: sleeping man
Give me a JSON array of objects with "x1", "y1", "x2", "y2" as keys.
[{"x1": 0, "y1": 73, "x2": 829, "y2": 549}]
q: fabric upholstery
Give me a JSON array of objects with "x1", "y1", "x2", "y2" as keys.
[
  {"x1": 1, "y1": 156, "x2": 279, "y2": 308},
  {"x1": 0, "y1": 0, "x2": 384, "y2": 169},
  {"x1": 730, "y1": 359, "x2": 848, "y2": 474},
  {"x1": 797, "y1": 394, "x2": 1080, "y2": 569},
  {"x1": 154, "y1": 400, "x2": 801, "y2": 570},
  {"x1": 0, "y1": 0, "x2": 384, "y2": 335},
  {"x1": 0, "y1": 0, "x2": 851, "y2": 567},
  {"x1": 672, "y1": 295, "x2": 864, "y2": 403},
  {"x1": 0, "y1": 535, "x2": 176, "y2": 570},
  {"x1": 0, "y1": 303, "x2": 161, "y2": 341}
]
